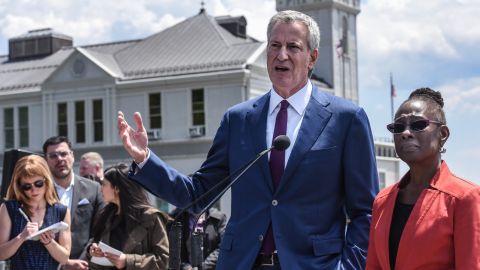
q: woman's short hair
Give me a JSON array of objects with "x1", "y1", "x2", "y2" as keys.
[{"x1": 5, "y1": 155, "x2": 58, "y2": 216}]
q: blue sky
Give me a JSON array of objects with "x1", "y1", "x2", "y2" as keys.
[{"x1": 1, "y1": 0, "x2": 478, "y2": 183}]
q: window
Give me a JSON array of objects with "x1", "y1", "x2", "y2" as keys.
[
  {"x1": 4, "y1": 108, "x2": 14, "y2": 149},
  {"x1": 57, "y1": 100, "x2": 104, "y2": 144},
  {"x1": 75, "y1": 101, "x2": 85, "y2": 143},
  {"x1": 378, "y1": 172, "x2": 386, "y2": 190},
  {"x1": 3, "y1": 106, "x2": 29, "y2": 148},
  {"x1": 57, "y1": 103, "x2": 68, "y2": 136},
  {"x1": 192, "y1": 89, "x2": 205, "y2": 126},
  {"x1": 92, "y1": 99, "x2": 103, "y2": 142},
  {"x1": 18, "y1": 106, "x2": 29, "y2": 147},
  {"x1": 149, "y1": 93, "x2": 162, "y2": 129}
]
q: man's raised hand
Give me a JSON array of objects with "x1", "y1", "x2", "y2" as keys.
[{"x1": 117, "y1": 111, "x2": 149, "y2": 164}]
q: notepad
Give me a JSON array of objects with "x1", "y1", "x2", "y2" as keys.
[
  {"x1": 90, "y1": 241, "x2": 124, "y2": 266},
  {"x1": 26, "y1": 221, "x2": 69, "y2": 241}
]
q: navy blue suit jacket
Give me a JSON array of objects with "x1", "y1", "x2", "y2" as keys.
[{"x1": 131, "y1": 86, "x2": 379, "y2": 269}]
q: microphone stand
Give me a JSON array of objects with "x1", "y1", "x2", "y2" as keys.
[
  {"x1": 190, "y1": 230, "x2": 204, "y2": 270},
  {"x1": 168, "y1": 147, "x2": 272, "y2": 270},
  {"x1": 194, "y1": 148, "x2": 271, "y2": 221},
  {"x1": 189, "y1": 147, "x2": 273, "y2": 269},
  {"x1": 168, "y1": 135, "x2": 290, "y2": 270}
]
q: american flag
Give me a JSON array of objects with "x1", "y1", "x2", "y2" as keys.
[{"x1": 390, "y1": 73, "x2": 396, "y2": 97}]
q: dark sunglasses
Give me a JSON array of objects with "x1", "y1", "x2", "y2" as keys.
[
  {"x1": 46, "y1": 151, "x2": 71, "y2": 159},
  {"x1": 21, "y1": 179, "x2": 45, "y2": 191},
  {"x1": 387, "y1": 118, "x2": 443, "y2": 134}
]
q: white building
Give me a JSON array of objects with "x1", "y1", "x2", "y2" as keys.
[{"x1": 0, "y1": 1, "x2": 399, "y2": 216}]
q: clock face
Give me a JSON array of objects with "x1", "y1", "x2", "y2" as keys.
[{"x1": 72, "y1": 59, "x2": 86, "y2": 77}]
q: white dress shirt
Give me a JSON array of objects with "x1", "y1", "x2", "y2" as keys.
[
  {"x1": 266, "y1": 80, "x2": 312, "y2": 166},
  {"x1": 54, "y1": 174, "x2": 75, "y2": 209}
]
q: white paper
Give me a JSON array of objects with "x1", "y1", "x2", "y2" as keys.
[
  {"x1": 26, "y1": 221, "x2": 69, "y2": 241},
  {"x1": 90, "y1": 241, "x2": 124, "y2": 266}
]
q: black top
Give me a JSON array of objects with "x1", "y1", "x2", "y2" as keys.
[
  {"x1": 109, "y1": 214, "x2": 127, "y2": 250},
  {"x1": 389, "y1": 197, "x2": 414, "y2": 270}
]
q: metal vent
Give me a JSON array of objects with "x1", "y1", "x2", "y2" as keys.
[{"x1": 8, "y1": 28, "x2": 72, "y2": 61}]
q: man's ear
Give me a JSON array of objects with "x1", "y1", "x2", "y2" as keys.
[{"x1": 309, "y1": 48, "x2": 319, "y2": 69}]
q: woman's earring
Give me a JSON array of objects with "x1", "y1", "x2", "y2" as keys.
[{"x1": 439, "y1": 147, "x2": 446, "y2": 154}]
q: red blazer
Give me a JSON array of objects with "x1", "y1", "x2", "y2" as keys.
[{"x1": 366, "y1": 161, "x2": 480, "y2": 270}]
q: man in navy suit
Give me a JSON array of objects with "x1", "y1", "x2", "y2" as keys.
[{"x1": 118, "y1": 10, "x2": 378, "y2": 270}]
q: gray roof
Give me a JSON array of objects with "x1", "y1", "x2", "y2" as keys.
[
  {"x1": 115, "y1": 13, "x2": 262, "y2": 80},
  {"x1": 0, "y1": 12, "x2": 264, "y2": 93},
  {"x1": 0, "y1": 49, "x2": 73, "y2": 93}
]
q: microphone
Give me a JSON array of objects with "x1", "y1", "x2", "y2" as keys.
[
  {"x1": 167, "y1": 135, "x2": 290, "y2": 269},
  {"x1": 272, "y1": 134, "x2": 290, "y2": 151}
]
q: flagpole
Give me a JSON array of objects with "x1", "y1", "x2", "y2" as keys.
[{"x1": 390, "y1": 73, "x2": 394, "y2": 120}]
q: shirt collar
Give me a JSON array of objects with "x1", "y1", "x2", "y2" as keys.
[
  {"x1": 54, "y1": 174, "x2": 75, "y2": 190},
  {"x1": 269, "y1": 80, "x2": 312, "y2": 116},
  {"x1": 397, "y1": 161, "x2": 454, "y2": 192}
]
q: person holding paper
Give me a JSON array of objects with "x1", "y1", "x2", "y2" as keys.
[
  {"x1": 87, "y1": 163, "x2": 169, "y2": 269},
  {"x1": 0, "y1": 155, "x2": 71, "y2": 269}
]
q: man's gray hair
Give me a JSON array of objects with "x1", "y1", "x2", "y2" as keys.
[
  {"x1": 267, "y1": 10, "x2": 321, "y2": 51},
  {"x1": 81, "y1": 151, "x2": 104, "y2": 169}
]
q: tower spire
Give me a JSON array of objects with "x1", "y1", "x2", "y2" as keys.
[{"x1": 199, "y1": 1, "x2": 206, "y2": 14}]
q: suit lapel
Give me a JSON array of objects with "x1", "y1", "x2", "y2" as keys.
[
  {"x1": 246, "y1": 93, "x2": 273, "y2": 192},
  {"x1": 70, "y1": 177, "x2": 81, "y2": 223},
  {"x1": 277, "y1": 89, "x2": 332, "y2": 193},
  {"x1": 378, "y1": 188, "x2": 399, "y2": 270},
  {"x1": 395, "y1": 189, "x2": 440, "y2": 270}
]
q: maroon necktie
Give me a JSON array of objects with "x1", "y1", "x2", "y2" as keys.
[{"x1": 261, "y1": 100, "x2": 289, "y2": 255}]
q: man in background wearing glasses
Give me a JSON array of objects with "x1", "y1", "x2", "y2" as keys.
[{"x1": 43, "y1": 136, "x2": 104, "y2": 270}]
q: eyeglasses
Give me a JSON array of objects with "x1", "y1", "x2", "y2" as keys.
[
  {"x1": 386, "y1": 118, "x2": 444, "y2": 134},
  {"x1": 46, "y1": 151, "x2": 71, "y2": 159},
  {"x1": 21, "y1": 179, "x2": 45, "y2": 191}
]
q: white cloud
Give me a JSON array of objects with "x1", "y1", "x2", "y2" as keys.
[
  {"x1": 0, "y1": 0, "x2": 274, "y2": 50},
  {"x1": 0, "y1": 0, "x2": 187, "y2": 46},
  {"x1": 359, "y1": 0, "x2": 480, "y2": 59},
  {"x1": 440, "y1": 77, "x2": 480, "y2": 113}
]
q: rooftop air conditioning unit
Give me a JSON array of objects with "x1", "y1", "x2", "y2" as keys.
[
  {"x1": 147, "y1": 129, "x2": 161, "y2": 141},
  {"x1": 189, "y1": 126, "x2": 205, "y2": 138}
]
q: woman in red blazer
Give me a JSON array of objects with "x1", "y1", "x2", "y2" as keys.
[{"x1": 366, "y1": 88, "x2": 480, "y2": 270}]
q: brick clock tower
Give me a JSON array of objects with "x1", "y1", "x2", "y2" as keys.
[{"x1": 276, "y1": 0, "x2": 361, "y2": 104}]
